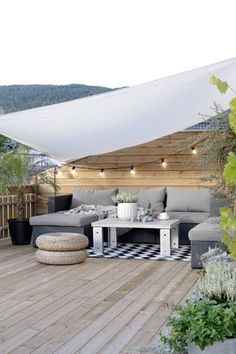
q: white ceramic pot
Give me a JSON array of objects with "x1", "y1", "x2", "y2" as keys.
[
  {"x1": 188, "y1": 338, "x2": 236, "y2": 354},
  {"x1": 117, "y1": 203, "x2": 137, "y2": 220}
]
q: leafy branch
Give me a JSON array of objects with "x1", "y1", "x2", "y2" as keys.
[{"x1": 210, "y1": 75, "x2": 236, "y2": 259}]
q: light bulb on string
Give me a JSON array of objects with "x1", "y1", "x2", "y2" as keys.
[
  {"x1": 99, "y1": 168, "x2": 104, "y2": 177},
  {"x1": 71, "y1": 166, "x2": 76, "y2": 175},
  {"x1": 161, "y1": 158, "x2": 167, "y2": 167},
  {"x1": 130, "y1": 166, "x2": 136, "y2": 175},
  {"x1": 192, "y1": 146, "x2": 197, "y2": 155}
]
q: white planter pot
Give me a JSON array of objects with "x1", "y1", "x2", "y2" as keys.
[
  {"x1": 188, "y1": 338, "x2": 236, "y2": 354},
  {"x1": 117, "y1": 203, "x2": 137, "y2": 220}
]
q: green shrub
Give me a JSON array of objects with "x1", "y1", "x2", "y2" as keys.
[
  {"x1": 161, "y1": 299, "x2": 236, "y2": 352},
  {"x1": 112, "y1": 192, "x2": 138, "y2": 203},
  {"x1": 196, "y1": 258, "x2": 236, "y2": 303}
]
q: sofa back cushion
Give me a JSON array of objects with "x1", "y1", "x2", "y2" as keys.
[
  {"x1": 165, "y1": 187, "x2": 212, "y2": 212},
  {"x1": 118, "y1": 187, "x2": 165, "y2": 213},
  {"x1": 71, "y1": 188, "x2": 117, "y2": 208}
]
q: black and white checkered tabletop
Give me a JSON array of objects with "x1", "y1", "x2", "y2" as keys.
[{"x1": 88, "y1": 243, "x2": 191, "y2": 261}]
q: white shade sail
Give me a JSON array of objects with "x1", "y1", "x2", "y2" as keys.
[{"x1": 0, "y1": 58, "x2": 236, "y2": 163}]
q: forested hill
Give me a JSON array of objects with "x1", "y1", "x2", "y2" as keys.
[{"x1": 0, "y1": 84, "x2": 112, "y2": 114}]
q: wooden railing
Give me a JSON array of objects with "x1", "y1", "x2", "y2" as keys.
[{"x1": 0, "y1": 194, "x2": 36, "y2": 239}]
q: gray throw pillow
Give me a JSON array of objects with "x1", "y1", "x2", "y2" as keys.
[
  {"x1": 71, "y1": 188, "x2": 117, "y2": 208},
  {"x1": 165, "y1": 187, "x2": 212, "y2": 212},
  {"x1": 118, "y1": 187, "x2": 165, "y2": 213}
]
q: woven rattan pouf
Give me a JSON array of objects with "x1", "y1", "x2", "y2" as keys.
[{"x1": 35, "y1": 233, "x2": 88, "y2": 265}]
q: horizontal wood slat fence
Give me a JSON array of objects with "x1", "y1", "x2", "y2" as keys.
[
  {"x1": 0, "y1": 194, "x2": 36, "y2": 239},
  {"x1": 39, "y1": 131, "x2": 214, "y2": 214}
]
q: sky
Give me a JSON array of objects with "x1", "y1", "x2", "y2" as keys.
[{"x1": 0, "y1": 0, "x2": 235, "y2": 88}]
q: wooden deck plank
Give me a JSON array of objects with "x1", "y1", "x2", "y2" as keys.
[
  {"x1": 0, "y1": 239, "x2": 198, "y2": 354},
  {"x1": 52, "y1": 262, "x2": 180, "y2": 353},
  {"x1": 121, "y1": 268, "x2": 198, "y2": 353},
  {"x1": 78, "y1": 262, "x2": 187, "y2": 354},
  {"x1": 28, "y1": 261, "x2": 158, "y2": 353},
  {"x1": 99, "y1": 262, "x2": 192, "y2": 354}
]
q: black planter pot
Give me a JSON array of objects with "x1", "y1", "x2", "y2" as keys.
[{"x1": 8, "y1": 218, "x2": 32, "y2": 245}]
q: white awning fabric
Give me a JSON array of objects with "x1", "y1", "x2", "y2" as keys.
[{"x1": 0, "y1": 58, "x2": 236, "y2": 163}]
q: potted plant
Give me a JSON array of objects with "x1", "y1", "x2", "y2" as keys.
[
  {"x1": 138, "y1": 253, "x2": 236, "y2": 354},
  {"x1": 162, "y1": 299, "x2": 236, "y2": 354},
  {"x1": 112, "y1": 192, "x2": 138, "y2": 220},
  {"x1": 0, "y1": 147, "x2": 57, "y2": 245}
]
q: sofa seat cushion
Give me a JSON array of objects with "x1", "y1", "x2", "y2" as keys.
[
  {"x1": 189, "y1": 217, "x2": 221, "y2": 241},
  {"x1": 166, "y1": 187, "x2": 212, "y2": 212},
  {"x1": 71, "y1": 188, "x2": 117, "y2": 208},
  {"x1": 30, "y1": 212, "x2": 99, "y2": 227},
  {"x1": 118, "y1": 187, "x2": 165, "y2": 213},
  {"x1": 167, "y1": 211, "x2": 210, "y2": 224}
]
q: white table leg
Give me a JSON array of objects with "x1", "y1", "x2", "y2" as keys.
[
  {"x1": 171, "y1": 225, "x2": 179, "y2": 249},
  {"x1": 93, "y1": 227, "x2": 104, "y2": 254},
  {"x1": 108, "y1": 227, "x2": 117, "y2": 248},
  {"x1": 160, "y1": 229, "x2": 171, "y2": 257}
]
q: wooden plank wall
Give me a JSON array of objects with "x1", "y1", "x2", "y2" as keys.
[{"x1": 39, "y1": 131, "x2": 214, "y2": 214}]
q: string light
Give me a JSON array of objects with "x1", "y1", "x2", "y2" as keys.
[
  {"x1": 130, "y1": 166, "x2": 136, "y2": 175},
  {"x1": 67, "y1": 142, "x2": 202, "y2": 173},
  {"x1": 99, "y1": 168, "x2": 104, "y2": 176},
  {"x1": 71, "y1": 166, "x2": 76, "y2": 174},
  {"x1": 161, "y1": 158, "x2": 167, "y2": 167}
]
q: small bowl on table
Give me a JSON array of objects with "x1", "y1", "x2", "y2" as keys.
[{"x1": 158, "y1": 212, "x2": 170, "y2": 220}]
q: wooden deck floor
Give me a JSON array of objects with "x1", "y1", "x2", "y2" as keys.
[{"x1": 0, "y1": 239, "x2": 198, "y2": 354}]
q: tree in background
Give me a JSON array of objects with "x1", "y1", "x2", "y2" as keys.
[
  {"x1": 0, "y1": 135, "x2": 19, "y2": 152},
  {"x1": 0, "y1": 84, "x2": 112, "y2": 113},
  {"x1": 180, "y1": 104, "x2": 236, "y2": 203}
]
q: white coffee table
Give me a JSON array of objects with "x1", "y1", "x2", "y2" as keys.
[{"x1": 91, "y1": 218, "x2": 180, "y2": 257}]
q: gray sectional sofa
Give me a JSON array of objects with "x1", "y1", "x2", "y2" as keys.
[
  {"x1": 30, "y1": 188, "x2": 117, "y2": 247},
  {"x1": 30, "y1": 186, "x2": 227, "y2": 268},
  {"x1": 189, "y1": 217, "x2": 222, "y2": 268}
]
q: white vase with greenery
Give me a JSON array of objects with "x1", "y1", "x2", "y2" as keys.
[{"x1": 112, "y1": 193, "x2": 138, "y2": 220}]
